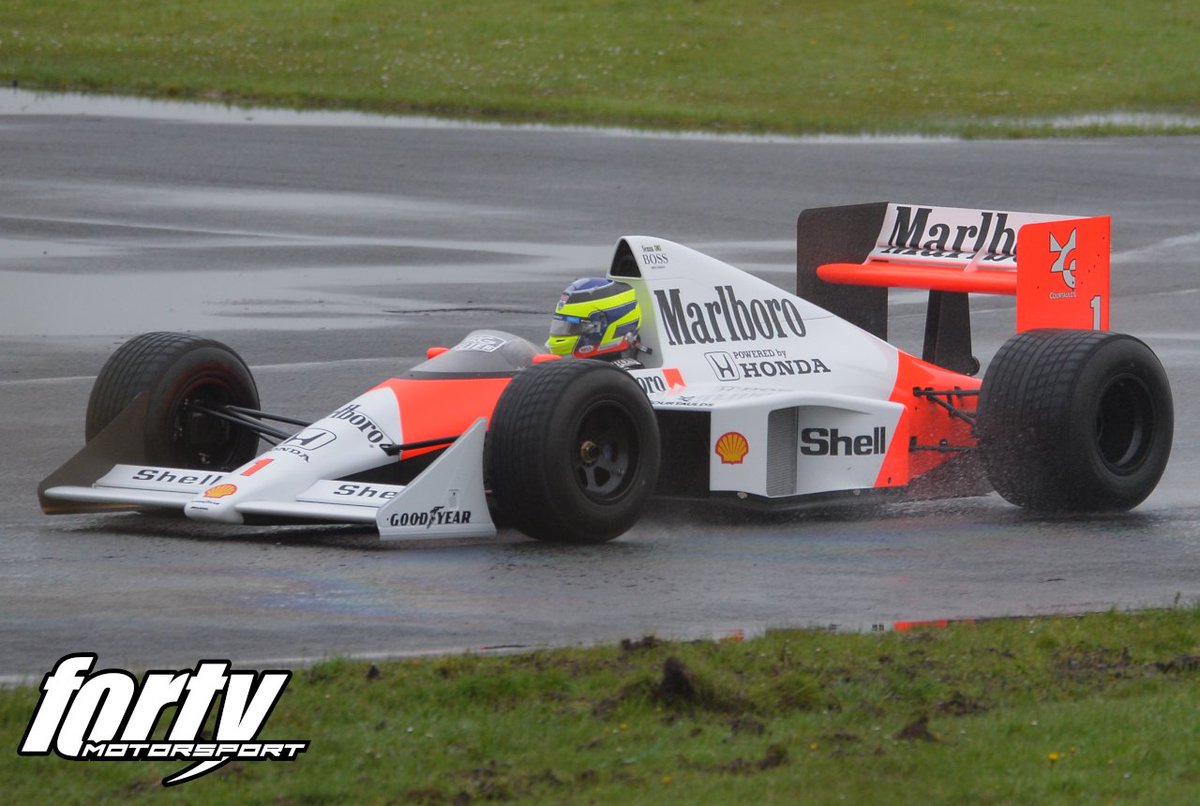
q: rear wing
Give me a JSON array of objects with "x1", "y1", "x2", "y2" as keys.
[{"x1": 797, "y1": 202, "x2": 1110, "y2": 373}]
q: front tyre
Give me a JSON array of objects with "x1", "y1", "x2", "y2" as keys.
[
  {"x1": 976, "y1": 329, "x2": 1172, "y2": 511},
  {"x1": 488, "y1": 360, "x2": 661, "y2": 543},
  {"x1": 86, "y1": 331, "x2": 261, "y2": 470}
]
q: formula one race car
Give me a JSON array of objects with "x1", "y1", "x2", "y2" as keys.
[{"x1": 39, "y1": 202, "x2": 1174, "y2": 543}]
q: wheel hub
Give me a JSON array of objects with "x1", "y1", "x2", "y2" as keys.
[
  {"x1": 579, "y1": 440, "x2": 601, "y2": 465},
  {"x1": 571, "y1": 403, "x2": 637, "y2": 501}
]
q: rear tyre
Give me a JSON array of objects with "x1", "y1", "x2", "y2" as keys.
[
  {"x1": 488, "y1": 360, "x2": 660, "y2": 543},
  {"x1": 976, "y1": 329, "x2": 1172, "y2": 511},
  {"x1": 86, "y1": 332, "x2": 261, "y2": 470}
]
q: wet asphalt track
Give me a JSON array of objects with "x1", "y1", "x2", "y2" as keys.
[{"x1": 1, "y1": 90, "x2": 1199, "y2": 682}]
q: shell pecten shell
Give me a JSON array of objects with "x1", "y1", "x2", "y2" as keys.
[{"x1": 715, "y1": 431, "x2": 749, "y2": 464}]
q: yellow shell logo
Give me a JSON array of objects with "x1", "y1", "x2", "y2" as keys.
[
  {"x1": 715, "y1": 432, "x2": 749, "y2": 464},
  {"x1": 204, "y1": 483, "x2": 238, "y2": 499}
]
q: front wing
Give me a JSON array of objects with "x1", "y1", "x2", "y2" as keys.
[{"x1": 39, "y1": 415, "x2": 496, "y2": 541}]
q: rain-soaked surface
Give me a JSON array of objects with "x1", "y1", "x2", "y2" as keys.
[{"x1": 2, "y1": 90, "x2": 1199, "y2": 681}]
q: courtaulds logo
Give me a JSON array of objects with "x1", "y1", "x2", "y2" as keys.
[{"x1": 1050, "y1": 228, "x2": 1077, "y2": 290}]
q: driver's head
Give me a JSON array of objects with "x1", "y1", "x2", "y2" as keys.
[{"x1": 547, "y1": 278, "x2": 641, "y2": 358}]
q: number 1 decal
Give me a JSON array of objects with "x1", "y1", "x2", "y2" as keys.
[{"x1": 1090, "y1": 295, "x2": 1103, "y2": 330}]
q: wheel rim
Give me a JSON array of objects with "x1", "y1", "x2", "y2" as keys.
[
  {"x1": 1095, "y1": 373, "x2": 1154, "y2": 475},
  {"x1": 571, "y1": 400, "x2": 639, "y2": 503},
  {"x1": 170, "y1": 375, "x2": 245, "y2": 468}
]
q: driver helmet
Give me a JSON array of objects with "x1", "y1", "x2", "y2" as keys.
[{"x1": 547, "y1": 278, "x2": 641, "y2": 358}]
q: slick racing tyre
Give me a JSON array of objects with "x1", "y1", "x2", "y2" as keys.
[
  {"x1": 976, "y1": 329, "x2": 1172, "y2": 511},
  {"x1": 488, "y1": 360, "x2": 661, "y2": 543},
  {"x1": 86, "y1": 332, "x2": 261, "y2": 470}
]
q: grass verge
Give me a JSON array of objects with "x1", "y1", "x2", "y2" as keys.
[
  {"x1": 4, "y1": 608, "x2": 1200, "y2": 802},
  {"x1": 2, "y1": 1, "x2": 1198, "y2": 136}
]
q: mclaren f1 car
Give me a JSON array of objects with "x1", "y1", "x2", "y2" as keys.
[{"x1": 39, "y1": 202, "x2": 1174, "y2": 543}]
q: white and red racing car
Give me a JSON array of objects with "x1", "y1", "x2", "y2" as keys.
[{"x1": 39, "y1": 202, "x2": 1174, "y2": 542}]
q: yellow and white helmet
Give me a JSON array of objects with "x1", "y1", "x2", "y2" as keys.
[{"x1": 547, "y1": 278, "x2": 641, "y2": 358}]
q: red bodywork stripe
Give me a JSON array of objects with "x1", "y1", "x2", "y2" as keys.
[
  {"x1": 818, "y1": 262, "x2": 1017, "y2": 295},
  {"x1": 875, "y1": 352, "x2": 981, "y2": 489},
  {"x1": 371, "y1": 377, "x2": 513, "y2": 458}
]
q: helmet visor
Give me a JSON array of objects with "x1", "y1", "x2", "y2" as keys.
[{"x1": 550, "y1": 314, "x2": 601, "y2": 337}]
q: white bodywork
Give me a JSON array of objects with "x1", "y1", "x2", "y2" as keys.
[
  {"x1": 618, "y1": 236, "x2": 903, "y2": 499},
  {"x1": 43, "y1": 236, "x2": 915, "y2": 536}
]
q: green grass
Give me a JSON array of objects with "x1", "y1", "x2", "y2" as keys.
[
  {"x1": 2, "y1": 1, "x2": 1198, "y2": 136},
  {"x1": 6, "y1": 608, "x2": 1200, "y2": 802}
]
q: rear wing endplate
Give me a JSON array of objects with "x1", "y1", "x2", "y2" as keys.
[{"x1": 797, "y1": 202, "x2": 1110, "y2": 373}]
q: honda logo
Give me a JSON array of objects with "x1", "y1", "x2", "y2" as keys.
[{"x1": 705, "y1": 351, "x2": 741, "y2": 381}]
